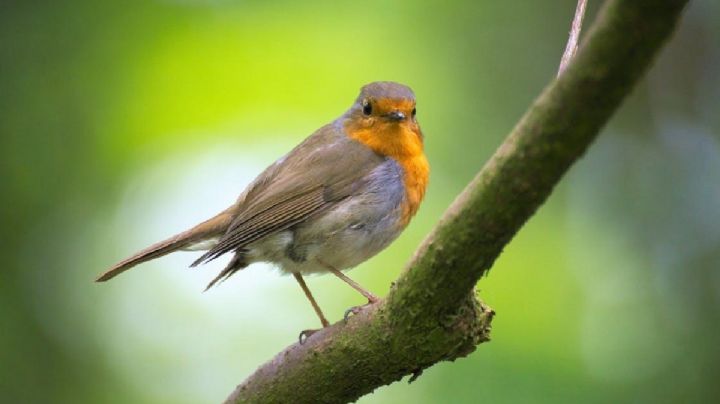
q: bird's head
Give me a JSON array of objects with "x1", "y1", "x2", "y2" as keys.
[{"x1": 342, "y1": 81, "x2": 423, "y2": 158}]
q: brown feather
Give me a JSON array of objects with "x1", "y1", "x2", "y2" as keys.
[
  {"x1": 96, "y1": 211, "x2": 233, "y2": 282},
  {"x1": 204, "y1": 253, "x2": 247, "y2": 291},
  {"x1": 192, "y1": 187, "x2": 327, "y2": 265},
  {"x1": 192, "y1": 124, "x2": 384, "y2": 267}
]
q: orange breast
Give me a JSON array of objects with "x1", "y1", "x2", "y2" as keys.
[{"x1": 345, "y1": 121, "x2": 429, "y2": 226}]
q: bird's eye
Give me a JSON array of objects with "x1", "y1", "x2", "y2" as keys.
[
  {"x1": 362, "y1": 100, "x2": 372, "y2": 116},
  {"x1": 412, "y1": 107, "x2": 417, "y2": 117}
]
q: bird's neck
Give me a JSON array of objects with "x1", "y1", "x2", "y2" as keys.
[{"x1": 344, "y1": 121, "x2": 429, "y2": 225}]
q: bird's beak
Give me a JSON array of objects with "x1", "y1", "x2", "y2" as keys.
[{"x1": 387, "y1": 111, "x2": 406, "y2": 122}]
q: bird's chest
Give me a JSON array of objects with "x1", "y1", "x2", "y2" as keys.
[
  {"x1": 310, "y1": 158, "x2": 408, "y2": 242},
  {"x1": 270, "y1": 159, "x2": 408, "y2": 272},
  {"x1": 340, "y1": 158, "x2": 408, "y2": 231}
]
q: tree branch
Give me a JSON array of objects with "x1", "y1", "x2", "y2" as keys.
[{"x1": 226, "y1": 0, "x2": 688, "y2": 402}]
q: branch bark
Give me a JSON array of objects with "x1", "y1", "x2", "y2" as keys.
[{"x1": 226, "y1": 1, "x2": 688, "y2": 402}]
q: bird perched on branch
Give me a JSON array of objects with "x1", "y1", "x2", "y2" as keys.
[{"x1": 96, "y1": 81, "x2": 429, "y2": 336}]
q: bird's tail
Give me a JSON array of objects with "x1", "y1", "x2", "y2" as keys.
[{"x1": 95, "y1": 211, "x2": 233, "y2": 282}]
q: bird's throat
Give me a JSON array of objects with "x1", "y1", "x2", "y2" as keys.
[{"x1": 345, "y1": 122, "x2": 429, "y2": 225}]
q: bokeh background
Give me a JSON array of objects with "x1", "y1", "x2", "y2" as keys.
[{"x1": 2, "y1": 1, "x2": 719, "y2": 403}]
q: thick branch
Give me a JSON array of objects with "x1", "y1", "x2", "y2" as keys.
[{"x1": 226, "y1": 1, "x2": 688, "y2": 403}]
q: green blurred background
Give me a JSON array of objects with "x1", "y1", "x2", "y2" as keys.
[{"x1": 2, "y1": 1, "x2": 719, "y2": 403}]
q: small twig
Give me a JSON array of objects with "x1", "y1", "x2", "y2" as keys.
[{"x1": 558, "y1": 0, "x2": 588, "y2": 76}]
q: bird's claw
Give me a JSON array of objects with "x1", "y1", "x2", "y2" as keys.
[
  {"x1": 298, "y1": 328, "x2": 319, "y2": 344},
  {"x1": 343, "y1": 299, "x2": 376, "y2": 323},
  {"x1": 343, "y1": 306, "x2": 363, "y2": 322}
]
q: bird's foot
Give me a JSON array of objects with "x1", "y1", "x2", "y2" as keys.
[
  {"x1": 298, "y1": 328, "x2": 320, "y2": 344},
  {"x1": 343, "y1": 306, "x2": 362, "y2": 322},
  {"x1": 343, "y1": 297, "x2": 379, "y2": 322}
]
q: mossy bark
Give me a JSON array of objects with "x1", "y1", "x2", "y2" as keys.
[{"x1": 226, "y1": 1, "x2": 688, "y2": 402}]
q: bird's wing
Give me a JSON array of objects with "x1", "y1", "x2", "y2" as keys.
[{"x1": 191, "y1": 123, "x2": 384, "y2": 266}]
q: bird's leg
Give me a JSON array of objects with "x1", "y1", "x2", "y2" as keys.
[
  {"x1": 293, "y1": 273, "x2": 329, "y2": 344},
  {"x1": 323, "y1": 264, "x2": 379, "y2": 303},
  {"x1": 318, "y1": 260, "x2": 379, "y2": 321}
]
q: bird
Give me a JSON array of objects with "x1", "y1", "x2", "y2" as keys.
[{"x1": 96, "y1": 81, "x2": 429, "y2": 334}]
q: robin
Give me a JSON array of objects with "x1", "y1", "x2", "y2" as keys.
[{"x1": 97, "y1": 81, "x2": 429, "y2": 334}]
